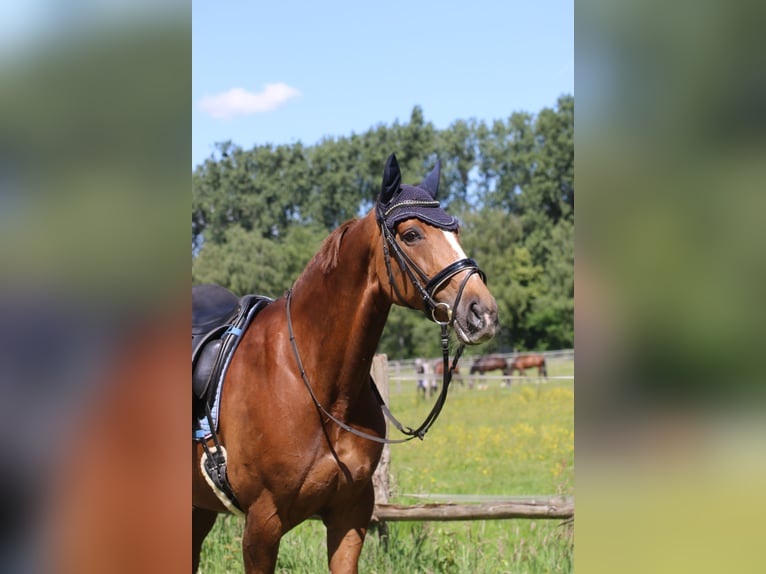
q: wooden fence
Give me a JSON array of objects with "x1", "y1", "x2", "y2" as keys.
[
  {"x1": 370, "y1": 355, "x2": 574, "y2": 524},
  {"x1": 373, "y1": 497, "x2": 574, "y2": 522}
]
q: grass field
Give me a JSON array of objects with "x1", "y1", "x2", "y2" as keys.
[{"x1": 199, "y1": 359, "x2": 574, "y2": 573}]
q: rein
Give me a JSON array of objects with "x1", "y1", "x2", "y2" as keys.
[
  {"x1": 287, "y1": 288, "x2": 415, "y2": 444},
  {"x1": 286, "y1": 288, "x2": 460, "y2": 443},
  {"x1": 285, "y1": 212, "x2": 487, "y2": 444}
]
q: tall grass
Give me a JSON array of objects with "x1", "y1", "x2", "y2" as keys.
[{"x1": 199, "y1": 360, "x2": 574, "y2": 573}]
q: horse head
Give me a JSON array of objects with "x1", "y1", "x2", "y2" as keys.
[{"x1": 374, "y1": 154, "x2": 499, "y2": 345}]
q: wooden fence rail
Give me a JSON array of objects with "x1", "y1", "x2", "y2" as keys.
[{"x1": 372, "y1": 497, "x2": 574, "y2": 522}]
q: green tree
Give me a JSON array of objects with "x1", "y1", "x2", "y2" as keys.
[
  {"x1": 303, "y1": 138, "x2": 366, "y2": 230},
  {"x1": 192, "y1": 99, "x2": 574, "y2": 355},
  {"x1": 435, "y1": 118, "x2": 481, "y2": 210},
  {"x1": 459, "y1": 209, "x2": 545, "y2": 351},
  {"x1": 527, "y1": 218, "x2": 574, "y2": 349},
  {"x1": 192, "y1": 224, "x2": 325, "y2": 297}
]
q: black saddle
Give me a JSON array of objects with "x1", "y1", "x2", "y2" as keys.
[
  {"x1": 193, "y1": 284, "x2": 240, "y2": 338},
  {"x1": 192, "y1": 284, "x2": 272, "y2": 421}
]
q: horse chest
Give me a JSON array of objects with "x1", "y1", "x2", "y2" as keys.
[{"x1": 308, "y1": 437, "x2": 380, "y2": 491}]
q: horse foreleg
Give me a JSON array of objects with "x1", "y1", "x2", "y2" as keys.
[
  {"x1": 242, "y1": 502, "x2": 283, "y2": 574},
  {"x1": 323, "y1": 484, "x2": 374, "y2": 573},
  {"x1": 192, "y1": 507, "x2": 218, "y2": 573}
]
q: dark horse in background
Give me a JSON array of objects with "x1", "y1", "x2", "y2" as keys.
[
  {"x1": 470, "y1": 355, "x2": 509, "y2": 386},
  {"x1": 192, "y1": 154, "x2": 498, "y2": 573},
  {"x1": 507, "y1": 354, "x2": 548, "y2": 379}
]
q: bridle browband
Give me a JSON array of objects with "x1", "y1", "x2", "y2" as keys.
[{"x1": 285, "y1": 206, "x2": 488, "y2": 444}]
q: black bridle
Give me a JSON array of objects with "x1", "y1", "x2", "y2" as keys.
[
  {"x1": 286, "y1": 208, "x2": 488, "y2": 444},
  {"x1": 375, "y1": 203, "x2": 486, "y2": 325}
]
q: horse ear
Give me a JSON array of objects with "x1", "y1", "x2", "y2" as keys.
[
  {"x1": 379, "y1": 153, "x2": 401, "y2": 204},
  {"x1": 419, "y1": 160, "x2": 441, "y2": 198}
]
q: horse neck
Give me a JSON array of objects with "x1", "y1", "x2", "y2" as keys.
[{"x1": 288, "y1": 213, "x2": 390, "y2": 405}]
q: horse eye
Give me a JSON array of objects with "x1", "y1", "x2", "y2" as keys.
[{"x1": 401, "y1": 229, "x2": 421, "y2": 244}]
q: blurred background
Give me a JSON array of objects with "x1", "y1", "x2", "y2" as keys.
[
  {"x1": 0, "y1": 1, "x2": 189, "y2": 572},
  {"x1": 576, "y1": 0, "x2": 766, "y2": 572}
]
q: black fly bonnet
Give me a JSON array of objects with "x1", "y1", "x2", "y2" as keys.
[
  {"x1": 374, "y1": 154, "x2": 485, "y2": 324},
  {"x1": 378, "y1": 158, "x2": 459, "y2": 233}
]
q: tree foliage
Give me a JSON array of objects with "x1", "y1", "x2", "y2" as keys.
[{"x1": 192, "y1": 95, "x2": 574, "y2": 356}]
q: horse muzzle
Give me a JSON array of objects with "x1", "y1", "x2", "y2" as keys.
[{"x1": 453, "y1": 294, "x2": 499, "y2": 345}]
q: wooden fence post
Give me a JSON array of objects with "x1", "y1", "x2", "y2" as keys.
[
  {"x1": 371, "y1": 354, "x2": 391, "y2": 505},
  {"x1": 370, "y1": 354, "x2": 391, "y2": 542}
]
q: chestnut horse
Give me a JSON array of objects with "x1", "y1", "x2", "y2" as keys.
[
  {"x1": 506, "y1": 354, "x2": 548, "y2": 379},
  {"x1": 192, "y1": 154, "x2": 498, "y2": 573},
  {"x1": 433, "y1": 359, "x2": 461, "y2": 388}
]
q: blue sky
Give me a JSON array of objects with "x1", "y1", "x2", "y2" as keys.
[{"x1": 193, "y1": 0, "x2": 573, "y2": 168}]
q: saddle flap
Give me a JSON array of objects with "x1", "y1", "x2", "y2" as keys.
[{"x1": 193, "y1": 339, "x2": 222, "y2": 400}]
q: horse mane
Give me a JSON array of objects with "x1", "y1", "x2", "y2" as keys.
[{"x1": 303, "y1": 218, "x2": 358, "y2": 277}]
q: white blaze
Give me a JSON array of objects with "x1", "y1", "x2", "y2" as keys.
[{"x1": 442, "y1": 230, "x2": 468, "y2": 260}]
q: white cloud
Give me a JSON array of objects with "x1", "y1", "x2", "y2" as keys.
[{"x1": 198, "y1": 83, "x2": 301, "y2": 120}]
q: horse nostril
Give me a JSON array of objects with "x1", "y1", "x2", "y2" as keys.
[{"x1": 469, "y1": 301, "x2": 484, "y2": 331}]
